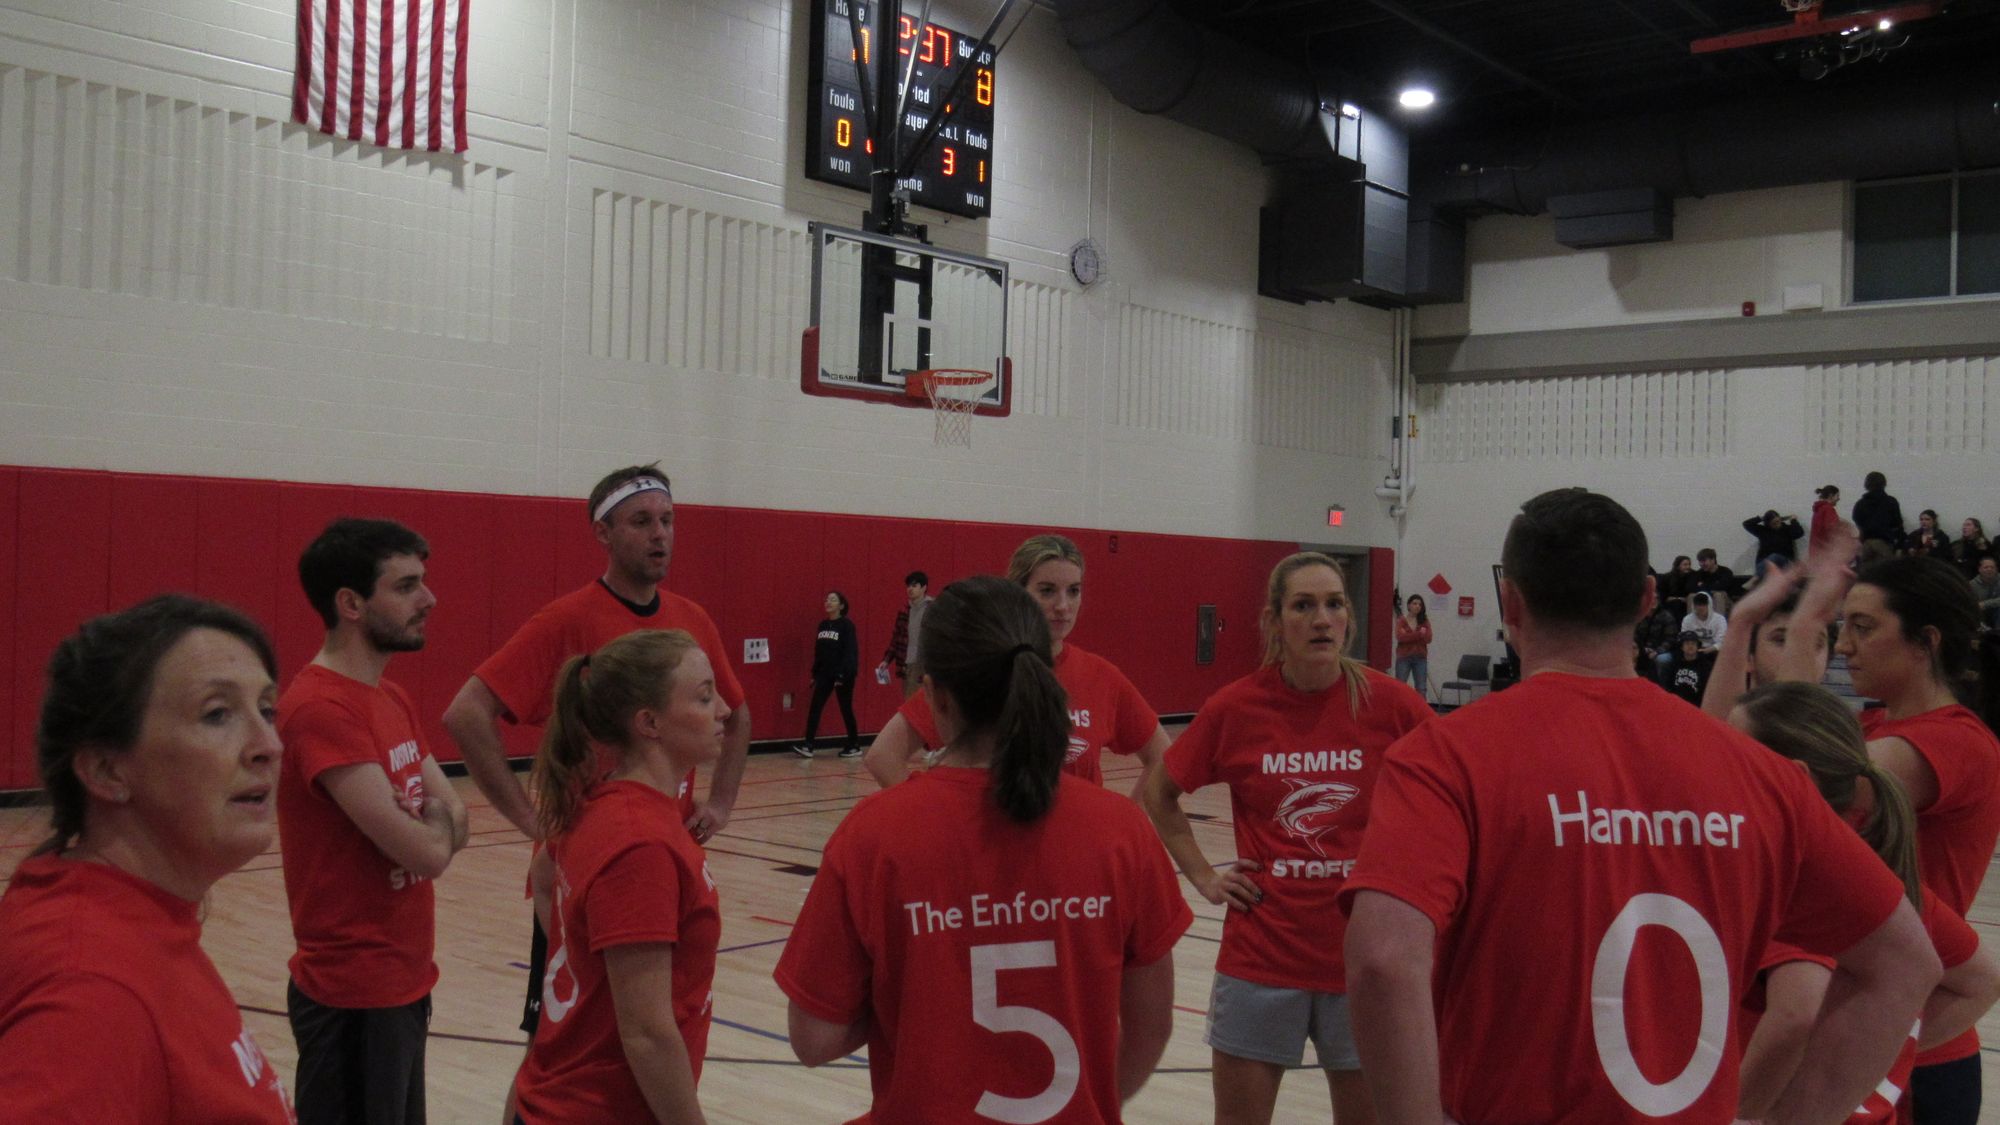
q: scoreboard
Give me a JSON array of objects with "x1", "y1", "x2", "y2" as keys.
[{"x1": 806, "y1": 0, "x2": 996, "y2": 219}]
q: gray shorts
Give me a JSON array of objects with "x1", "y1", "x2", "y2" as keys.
[{"x1": 1204, "y1": 971, "x2": 1361, "y2": 1071}]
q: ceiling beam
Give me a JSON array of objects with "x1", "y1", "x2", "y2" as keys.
[{"x1": 1351, "y1": 0, "x2": 1578, "y2": 107}]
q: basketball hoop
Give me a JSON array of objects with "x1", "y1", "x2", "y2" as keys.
[
  {"x1": 904, "y1": 369, "x2": 993, "y2": 447},
  {"x1": 1779, "y1": 0, "x2": 1818, "y2": 11}
]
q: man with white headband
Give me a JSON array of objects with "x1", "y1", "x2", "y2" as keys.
[{"x1": 443, "y1": 462, "x2": 748, "y2": 1034}]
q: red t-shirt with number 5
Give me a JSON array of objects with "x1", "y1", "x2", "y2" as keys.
[
  {"x1": 774, "y1": 768, "x2": 1191, "y2": 1124},
  {"x1": 1338, "y1": 673, "x2": 1907, "y2": 1124}
]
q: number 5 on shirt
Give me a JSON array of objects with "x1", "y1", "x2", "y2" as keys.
[{"x1": 970, "y1": 942, "x2": 1081, "y2": 1124}]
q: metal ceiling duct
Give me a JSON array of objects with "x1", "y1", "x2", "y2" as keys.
[
  {"x1": 1422, "y1": 73, "x2": 2000, "y2": 215},
  {"x1": 1051, "y1": 0, "x2": 1330, "y2": 162},
  {"x1": 1054, "y1": 0, "x2": 2000, "y2": 215}
]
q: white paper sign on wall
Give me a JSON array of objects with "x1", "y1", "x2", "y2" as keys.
[{"x1": 743, "y1": 638, "x2": 770, "y2": 664}]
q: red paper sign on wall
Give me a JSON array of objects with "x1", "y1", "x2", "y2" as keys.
[{"x1": 1458, "y1": 596, "x2": 1475, "y2": 617}]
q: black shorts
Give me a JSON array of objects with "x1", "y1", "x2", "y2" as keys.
[
  {"x1": 1912, "y1": 1056, "x2": 1981, "y2": 1125},
  {"x1": 287, "y1": 979, "x2": 431, "y2": 1125},
  {"x1": 521, "y1": 913, "x2": 548, "y2": 1034}
]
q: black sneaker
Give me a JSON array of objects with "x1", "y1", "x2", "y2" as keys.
[
  {"x1": 839, "y1": 745, "x2": 865, "y2": 759},
  {"x1": 791, "y1": 744, "x2": 815, "y2": 759}
]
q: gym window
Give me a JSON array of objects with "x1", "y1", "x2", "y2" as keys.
[{"x1": 1851, "y1": 168, "x2": 2000, "y2": 303}]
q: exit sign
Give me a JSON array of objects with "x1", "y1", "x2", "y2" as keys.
[{"x1": 1326, "y1": 506, "x2": 1345, "y2": 527}]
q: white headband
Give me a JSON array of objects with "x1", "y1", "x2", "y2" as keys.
[{"x1": 593, "y1": 476, "x2": 671, "y2": 523}]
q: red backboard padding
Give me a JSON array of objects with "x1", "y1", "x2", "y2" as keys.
[{"x1": 0, "y1": 466, "x2": 1388, "y2": 789}]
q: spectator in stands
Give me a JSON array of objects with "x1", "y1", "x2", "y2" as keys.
[
  {"x1": 1973, "y1": 557, "x2": 2000, "y2": 631},
  {"x1": 1743, "y1": 509, "x2": 1804, "y2": 578},
  {"x1": 1683, "y1": 592, "x2": 1728, "y2": 654},
  {"x1": 1909, "y1": 510, "x2": 1952, "y2": 559},
  {"x1": 1658, "y1": 555, "x2": 1695, "y2": 604},
  {"x1": 1853, "y1": 471, "x2": 1905, "y2": 563},
  {"x1": 1690, "y1": 548, "x2": 1744, "y2": 604},
  {"x1": 1635, "y1": 601, "x2": 1680, "y2": 684},
  {"x1": 1948, "y1": 519, "x2": 1993, "y2": 580},
  {"x1": 1810, "y1": 484, "x2": 1843, "y2": 557},
  {"x1": 1664, "y1": 631, "x2": 1715, "y2": 706}
]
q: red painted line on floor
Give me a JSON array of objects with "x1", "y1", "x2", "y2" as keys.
[
  {"x1": 1174, "y1": 1004, "x2": 1208, "y2": 1016},
  {"x1": 751, "y1": 915, "x2": 796, "y2": 928}
]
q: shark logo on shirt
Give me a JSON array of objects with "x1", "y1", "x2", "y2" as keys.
[{"x1": 1274, "y1": 779, "x2": 1358, "y2": 858}]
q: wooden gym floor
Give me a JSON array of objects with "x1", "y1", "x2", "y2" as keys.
[{"x1": 5, "y1": 735, "x2": 2000, "y2": 1123}]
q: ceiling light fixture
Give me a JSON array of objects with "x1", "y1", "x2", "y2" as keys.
[
  {"x1": 1878, "y1": 17, "x2": 1893, "y2": 29},
  {"x1": 1340, "y1": 102, "x2": 1361, "y2": 119},
  {"x1": 1398, "y1": 87, "x2": 1437, "y2": 110}
]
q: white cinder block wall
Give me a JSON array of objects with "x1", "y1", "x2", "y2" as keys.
[
  {"x1": 1405, "y1": 184, "x2": 2000, "y2": 686},
  {"x1": 0, "y1": 0, "x2": 1401, "y2": 549}
]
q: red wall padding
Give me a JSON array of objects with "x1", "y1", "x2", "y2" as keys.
[{"x1": 0, "y1": 467, "x2": 1389, "y2": 789}]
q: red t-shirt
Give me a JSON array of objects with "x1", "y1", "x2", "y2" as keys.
[
  {"x1": 1861, "y1": 704, "x2": 2000, "y2": 1065},
  {"x1": 1338, "y1": 673, "x2": 1909, "y2": 1124},
  {"x1": 1163, "y1": 664, "x2": 1431, "y2": 993},
  {"x1": 276, "y1": 663, "x2": 438, "y2": 1008},
  {"x1": 476, "y1": 581, "x2": 745, "y2": 811},
  {"x1": 896, "y1": 644, "x2": 1160, "y2": 786},
  {"x1": 0, "y1": 856, "x2": 297, "y2": 1124},
  {"x1": 1846, "y1": 889, "x2": 1980, "y2": 1123},
  {"x1": 773, "y1": 768, "x2": 1192, "y2": 1125},
  {"x1": 513, "y1": 781, "x2": 720, "y2": 1124}
]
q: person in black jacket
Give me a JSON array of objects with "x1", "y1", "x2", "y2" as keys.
[
  {"x1": 794, "y1": 591, "x2": 861, "y2": 759},
  {"x1": 1743, "y1": 509, "x2": 1804, "y2": 579},
  {"x1": 1851, "y1": 470, "x2": 1905, "y2": 563}
]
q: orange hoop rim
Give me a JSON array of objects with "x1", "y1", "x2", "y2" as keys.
[{"x1": 903, "y1": 368, "x2": 994, "y2": 399}]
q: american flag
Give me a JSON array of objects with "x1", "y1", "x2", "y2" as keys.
[{"x1": 293, "y1": 0, "x2": 470, "y2": 154}]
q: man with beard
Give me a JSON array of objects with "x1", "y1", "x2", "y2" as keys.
[
  {"x1": 443, "y1": 463, "x2": 747, "y2": 1034},
  {"x1": 278, "y1": 517, "x2": 469, "y2": 1125}
]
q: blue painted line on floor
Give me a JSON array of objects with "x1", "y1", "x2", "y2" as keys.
[
  {"x1": 507, "y1": 961, "x2": 531, "y2": 970},
  {"x1": 712, "y1": 1016, "x2": 864, "y2": 1064},
  {"x1": 718, "y1": 936, "x2": 791, "y2": 955}
]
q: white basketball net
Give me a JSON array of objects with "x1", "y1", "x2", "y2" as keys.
[
  {"x1": 1779, "y1": 0, "x2": 1818, "y2": 11},
  {"x1": 919, "y1": 371, "x2": 991, "y2": 447}
]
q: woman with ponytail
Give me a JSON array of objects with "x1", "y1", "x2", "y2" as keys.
[
  {"x1": 1729, "y1": 682, "x2": 2000, "y2": 1125},
  {"x1": 1836, "y1": 554, "x2": 2000, "y2": 1118},
  {"x1": 777, "y1": 576, "x2": 1191, "y2": 1122},
  {"x1": 510, "y1": 629, "x2": 728, "y2": 1125},
  {"x1": 1139, "y1": 553, "x2": 1431, "y2": 1125},
  {"x1": 865, "y1": 534, "x2": 1171, "y2": 796}
]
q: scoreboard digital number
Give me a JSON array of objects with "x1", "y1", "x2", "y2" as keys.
[{"x1": 806, "y1": 0, "x2": 996, "y2": 219}]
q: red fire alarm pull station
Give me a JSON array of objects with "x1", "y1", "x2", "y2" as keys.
[
  {"x1": 1327, "y1": 506, "x2": 1344, "y2": 527},
  {"x1": 1458, "y1": 596, "x2": 1475, "y2": 617},
  {"x1": 1741, "y1": 301, "x2": 1756, "y2": 317}
]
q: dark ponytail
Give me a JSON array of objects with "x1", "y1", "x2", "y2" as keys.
[
  {"x1": 920, "y1": 575, "x2": 1070, "y2": 823},
  {"x1": 532, "y1": 629, "x2": 700, "y2": 837}
]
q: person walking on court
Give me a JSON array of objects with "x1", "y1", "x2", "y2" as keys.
[
  {"x1": 443, "y1": 463, "x2": 747, "y2": 1036},
  {"x1": 778, "y1": 577, "x2": 1190, "y2": 1123},
  {"x1": 0, "y1": 596, "x2": 297, "y2": 1121},
  {"x1": 279, "y1": 519, "x2": 468, "y2": 1125},
  {"x1": 1140, "y1": 552, "x2": 1432, "y2": 1125},
  {"x1": 866, "y1": 535, "x2": 1171, "y2": 795},
  {"x1": 1835, "y1": 555, "x2": 2000, "y2": 1118},
  {"x1": 1341, "y1": 488, "x2": 1936, "y2": 1124},
  {"x1": 511, "y1": 630, "x2": 727, "y2": 1125},
  {"x1": 876, "y1": 570, "x2": 933, "y2": 700},
  {"x1": 1393, "y1": 594, "x2": 1432, "y2": 700},
  {"x1": 794, "y1": 591, "x2": 860, "y2": 759}
]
